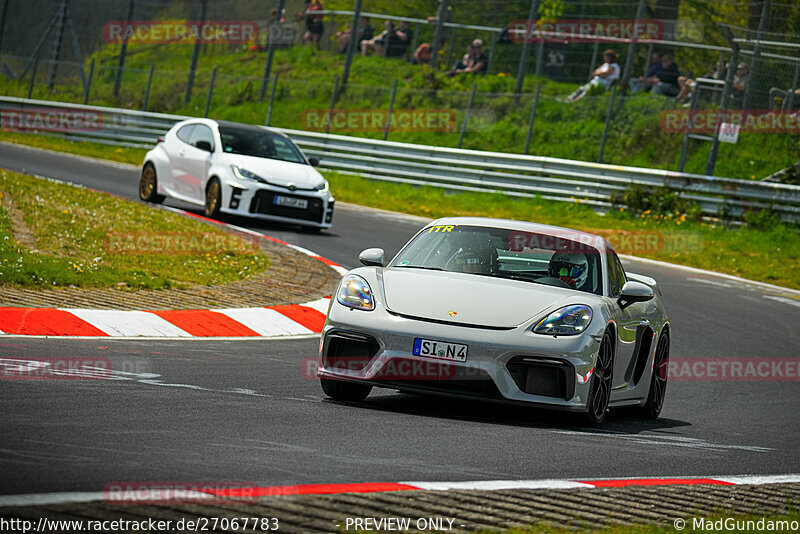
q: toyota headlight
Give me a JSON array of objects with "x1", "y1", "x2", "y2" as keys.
[
  {"x1": 533, "y1": 305, "x2": 593, "y2": 335},
  {"x1": 315, "y1": 180, "x2": 329, "y2": 193},
  {"x1": 232, "y1": 166, "x2": 266, "y2": 183},
  {"x1": 337, "y1": 275, "x2": 374, "y2": 311}
]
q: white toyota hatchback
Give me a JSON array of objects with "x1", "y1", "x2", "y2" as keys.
[{"x1": 139, "y1": 119, "x2": 334, "y2": 231}]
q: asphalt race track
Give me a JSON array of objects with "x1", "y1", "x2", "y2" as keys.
[{"x1": 1, "y1": 141, "x2": 799, "y2": 497}]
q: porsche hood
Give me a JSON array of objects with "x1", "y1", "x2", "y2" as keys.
[{"x1": 381, "y1": 268, "x2": 577, "y2": 329}]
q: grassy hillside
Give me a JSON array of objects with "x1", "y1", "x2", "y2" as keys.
[{"x1": 3, "y1": 42, "x2": 797, "y2": 180}]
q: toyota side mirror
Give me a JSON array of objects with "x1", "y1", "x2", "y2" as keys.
[
  {"x1": 308, "y1": 157, "x2": 320, "y2": 167},
  {"x1": 358, "y1": 248, "x2": 385, "y2": 267},
  {"x1": 195, "y1": 140, "x2": 213, "y2": 152}
]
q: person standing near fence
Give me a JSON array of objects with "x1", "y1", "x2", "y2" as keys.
[{"x1": 302, "y1": 0, "x2": 324, "y2": 49}]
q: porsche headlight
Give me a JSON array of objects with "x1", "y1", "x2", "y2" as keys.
[
  {"x1": 533, "y1": 305, "x2": 593, "y2": 336},
  {"x1": 315, "y1": 180, "x2": 329, "y2": 193},
  {"x1": 337, "y1": 275, "x2": 374, "y2": 311},
  {"x1": 231, "y1": 166, "x2": 266, "y2": 183}
]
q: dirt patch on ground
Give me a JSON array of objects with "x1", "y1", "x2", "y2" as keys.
[{"x1": 0, "y1": 192, "x2": 38, "y2": 251}]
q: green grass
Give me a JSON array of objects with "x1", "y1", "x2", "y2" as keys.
[
  {"x1": 0, "y1": 170, "x2": 270, "y2": 290},
  {"x1": 0, "y1": 131, "x2": 797, "y2": 289},
  {"x1": 3, "y1": 42, "x2": 798, "y2": 180},
  {"x1": 327, "y1": 172, "x2": 800, "y2": 289}
]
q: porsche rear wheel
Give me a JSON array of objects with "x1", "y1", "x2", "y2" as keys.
[
  {"x1": 639, "y1": 329, "x2": 669, "y2": 419},
  {"x1": 204, "y1": 178, "x2": 222, "y2": 219},
  {"x1": 320, "y1": 378, "x2": 372, "y2": 402},
  {"x1": 584, "y1": 329, "x2": 614, "y2": 426},
  {"x1": 139, "y1": 163, "x2": 165, "y2": 204}
]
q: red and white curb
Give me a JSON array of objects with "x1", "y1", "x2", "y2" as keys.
[
  {"x1": 0, "y1": 205, "x2": 345, "y2": 338},
  {"x1": 0, "y1": 297, "x2": 332, "y2": 338},
  {"x1": 1, "y1": 475, "x2": 798, "y2": 507}
]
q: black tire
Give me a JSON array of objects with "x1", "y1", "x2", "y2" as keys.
[
  {"x1": 320, "y1": 378, "x2": 372, "y2": 401},
  {"x1": 204, "y1": 178, "x2": 222, "y2": 219},
  {"x1": 584, "y1": 329, "x2": 615, "y2": 426},
  {"x1": 139, "y1": 163, "x2": 166, "y2": 204},
  {"x1": 639, "y1": 329, "x2": 669, "y2": 419}
]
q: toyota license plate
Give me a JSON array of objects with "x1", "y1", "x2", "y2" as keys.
[
  {"x1": 412, "y1": 338, "x2": 468, "y2": 362},
  {"x1": 274, "y1": 195, "x2": 308, "y2": 209}
]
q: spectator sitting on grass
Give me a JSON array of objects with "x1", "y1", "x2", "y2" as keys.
[
  {"x1": 652, "y1": 54, "x2": 680, "y2": 97},
  {"x1": 361, "y1": 20, "x2": 396, "y2": 56},
  {"x1": 629, "y1": 52, "x2": 662, "y2": 93},
  {"x1": 336, "y1": 17, "x2": 374, "y2": 53},
  {"x1": 385, "y1": 21, "x2": 413, "y2": 58},
  {"x1": 413, "y1": 42, "x2": 432, "y2": 64},
  {"x1": 676, "y1": 58, "x2": 726, "y2": 103},
  {"x1": 446, "y1": 39, "x2": 488, "y2": 77},
  {"x1": 565, "y1": 49, "x2": 620, "y2": 102}
]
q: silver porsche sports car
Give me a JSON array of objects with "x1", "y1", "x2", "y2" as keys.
[{"x1": 318, "y1": 217, "x2": 670, "y2": 425}]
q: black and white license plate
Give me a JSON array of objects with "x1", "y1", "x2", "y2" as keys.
[
  {"x1": 412, "y1": 338, "x2": 468, "y2": 362},
  {"x1": 274, "y1": 195, "x2": 308, "y2": 209}
]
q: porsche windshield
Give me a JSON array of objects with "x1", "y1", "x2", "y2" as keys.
[
  {"x1": 218, "y1": 127, "x2": 306, "y2": 164},
  {"x1": 390, "y1": 225, "x2": 604, "y2": 295}
]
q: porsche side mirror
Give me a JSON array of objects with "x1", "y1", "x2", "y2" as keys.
[
  {"x1": 308, "y1": 157, "x2": 320, "y2": 167},
  {"x1": 359, "y1": 248, "x2": 385, "y2": 267},
  {"x1": 618, "y1": 281, "x2": 654, "y2": 309},
  {"x1": 195, "y1": 140, "x2": 213, "y2": 152}
]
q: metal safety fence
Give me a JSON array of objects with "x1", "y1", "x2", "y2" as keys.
[{"x1": 1, "y1": 95, "x2": 799, "y2": 223}]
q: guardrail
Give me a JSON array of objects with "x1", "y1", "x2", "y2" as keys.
[{"x1": 2, "y1": 96, "x2": 799, "y2": 222}]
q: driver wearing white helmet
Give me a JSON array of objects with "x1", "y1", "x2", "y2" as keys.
[{"x1": 548, "y1": 251, "x2": 589, "y2": 290}]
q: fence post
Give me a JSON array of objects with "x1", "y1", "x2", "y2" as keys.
[
  {"x1": 186, "y1": 0, "x2": 207, "y2": 103},
  {"x1": 524, "y1": 82, "x2": 541, "y2": 154},
  {"x1": 0, "y1": 0, "x2": 8, "y2": 54},
  {"x1": 325, "y1": 75, "x2": 340, "y2": 134},
  {"x1": 410, "y1": 22, "x2": 420, "y2": 60},
  {"x1": 204, "y1": 67, "x2": 217, "y2": 118},
  {"x1": 787, "y1": 63, "x2": 800, "y2": 111},
  {"x1": 444, "y1": 26, "x2": 457, "y2": 67},
  {"x1": 430, "y1": 0, "x2": 448, "y2": 68},
  {"x1": 383, "y1": 79, "x2": 398, "y2": 141},
  {"x1": 515, "y1": 0, "x2": 539, "y2": 95},
  {"x1": 597, "y1": 84, "x2": 617, "y2": 163},
  {"x1": 677, "y1": 83, "x2": 703, "y2": 172},
  {"x1": 27, "y1": 54, "x2": 38, "y2": 99},
  {"x1": 141, "y1": 64, "x2": 153, "y2": 110},
  {"x1": 643, "y1": 43, "x2": 653, "y2": 77},
  {"x1": 83, "y1": 58, "x2": 94, "y2": 105},
  {"x1": 588, "y1": 41, "x2": 599, "y2": 79},
  {"x1": 260, "y1": 0, "x2": 285, "y2": 99},
  {"x1": 113, "y1": 0, "x2": 134, "y2": 98},
  {"x1": 340, "y1": 0, "x2": 361, "y2": 90},
  {"x1": 620, "y1": 0, "x2": 646, "y2": 94},
  {"x1": 706, "y1": 30, "x2": 739, "y2": 176},
  {"x1": 266, "y1": 73, "x2": 279, "y2": 126},
  {"x1": 458, "y1": 83, "x2": 477, "y2": 148},
  {"x1": 742, "y1": 0, "x2": 770, "y2": 110},
  {"x1": 534, "y1": 36, "x2": 544, "y2": 77},
  {"x1": 486, "y1": 31, "x2": 497, "y2": 74}
]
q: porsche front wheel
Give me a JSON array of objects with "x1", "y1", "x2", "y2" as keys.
[{"x1": 584, "y1": 329, "x2": 614, "y2": 426}]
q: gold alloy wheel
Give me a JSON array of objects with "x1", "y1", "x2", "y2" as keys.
[
  {"x1": 140, "y1": 166, "x2": 155, "y2": 199},
  {"x1": 205, "y1": 180, "x2": 219, "y2": 214}
]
